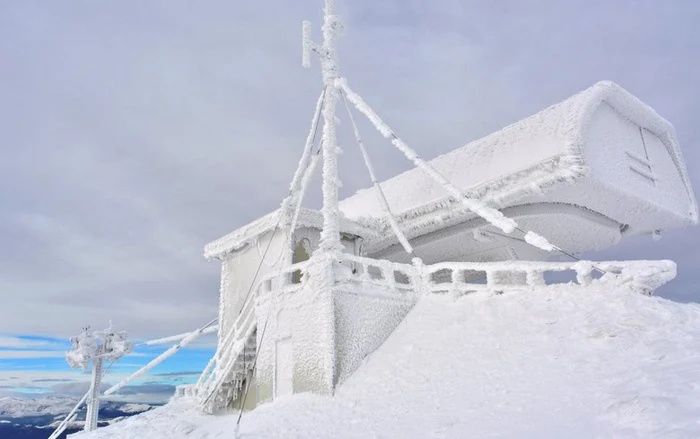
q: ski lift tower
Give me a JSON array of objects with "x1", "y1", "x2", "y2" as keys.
[{"x1": 66, "y1": 326, "x2": 133, "y2": 432}]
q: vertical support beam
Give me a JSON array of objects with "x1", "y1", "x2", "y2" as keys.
[
  {"x1": 412, "y1": 257, "x2": 424, "y2": 295},
  {"x1": 318, "y1": 0, "x2": 343, "y2": 254},
  {"x1": 84, "y1": 357, "x2": 102, "y2": 432},
  {"x1": 526, "y1": 270, "x2": 546, "y2": 286}
]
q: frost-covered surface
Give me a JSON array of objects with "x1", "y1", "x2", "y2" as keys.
[
  {"x1": 340, "y1": 80, "x2": 694, "y2": 220},
  {"x1": 76, "y1": 286, "x2": 700, "y2": 439}
]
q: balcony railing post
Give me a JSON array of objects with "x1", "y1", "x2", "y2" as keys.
[
  {"x1": 574, "y1": 263, "x2": 593, "y2": 286},
  {"x1": 412, "y1": 258, "x2": 425, "y2": 295},
  {"x1": 526, "y1": 270, "x2": 545, "y2": 286}
]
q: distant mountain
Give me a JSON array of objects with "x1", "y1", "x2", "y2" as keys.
[
  {"x1": 0, "y1": 396, "x2": 77, "y2": 418},
  {"x1": 0, "y1": 395, "x2": 156, "y2": 439}
]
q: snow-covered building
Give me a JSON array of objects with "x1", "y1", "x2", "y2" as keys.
[
  {"x1": 194, "y1": 81, "x2": 697, "y2": 413},
  {"x1": 59, "y1": 2, "x2": 699, "y2": 436}
]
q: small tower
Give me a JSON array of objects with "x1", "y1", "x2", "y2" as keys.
[{"x1": 66, "y1": 326, "x2": 133, "y2": 432}]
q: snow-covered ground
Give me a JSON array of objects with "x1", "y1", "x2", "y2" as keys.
[{"x1": 74, "y1": 286, "x2": 700, "y2": 438}]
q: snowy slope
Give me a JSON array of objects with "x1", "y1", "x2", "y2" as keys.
[{"x1": 74, "y1": 287, "x2": 700, "y2": 439}]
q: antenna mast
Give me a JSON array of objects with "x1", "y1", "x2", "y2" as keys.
[{"x1": 303, "y1": 0, "x2": 344, "y2": 253}]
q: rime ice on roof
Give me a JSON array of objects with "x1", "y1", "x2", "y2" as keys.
[
  {"x1": 338, "y1": 80, "x2": 698, "y2": 259},
  {"x1": 68, "y1": 0, "x2": 700, "y2": 433},
  {"x1": 340, "y1": 81, "x2": 696, "y2": 222}
]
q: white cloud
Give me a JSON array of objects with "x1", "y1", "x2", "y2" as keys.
[
  {"x1": 0, "y1": 336, "x2": 63, "y2": 349},
  {"x1": 0, "y1": 350, "x2": 66, "y2": 359}
]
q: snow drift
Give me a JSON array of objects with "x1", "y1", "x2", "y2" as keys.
[{"x1": 74, "y1": 286, "x2": 700, "y2": 439}]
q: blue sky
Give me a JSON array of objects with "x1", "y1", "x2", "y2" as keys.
[
  {"x1": 0, "y1": 334, "x2": 215, "y2": 401},
  {"x1": 1, "y1": 0, "x2": 699, "y2": 398}
]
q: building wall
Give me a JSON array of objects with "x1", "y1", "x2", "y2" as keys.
[
  {"x1": 333, "y1": 287, "x2": 415, "y2": 386},
  {"x1": 255, "y1": 276, "x2": 336, "y2": 404},
  {"x1": 219, "y1": 230, "x2": 289, "y2": 343},
  {"x1": 583, "y1": 102, "x2": 696, "y2": 231}
]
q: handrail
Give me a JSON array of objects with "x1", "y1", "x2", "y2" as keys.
[
  {"x1": 140, "y1": 326, "x2": 217, "y2": 346},
  {"x1": 194, "y1": 255, "x2": 673, "y2": 412},
  {"x1": 421, "y1": 259, "x2": 676, "y2": 295}
]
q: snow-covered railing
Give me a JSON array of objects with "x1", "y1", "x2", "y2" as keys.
[
  {"x1": 195, "y1": 277, "x2": 262, "y2": 409},
  {"x1": 254, "y1": 255, "x2": 675, "y2": 302},
  {"x1": 141, "y1": 326, "x2": 217, "y2": 347},
  {"x1": 421, "y1": 260, "x2": 676, "y2": 296},
  {"x1": 257, "y1": 254, "x2": 418, "y2": 300},
  {"x1": 334, "y1": 253, "x2": 417, "y2": 297},
  {"x1": 257, "y1": 259, "x2": 315, "y2": 297}
]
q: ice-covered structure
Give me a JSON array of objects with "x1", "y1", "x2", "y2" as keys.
[
  {"x1": 190, "y1": 80, "x2": 696, "y2": 413},
  {"x1": 52, "y1": 2, "x2": 698, "y2": 435},
  {"x1": 340, "y1": 80, "x2": 698, "y2": 264}
]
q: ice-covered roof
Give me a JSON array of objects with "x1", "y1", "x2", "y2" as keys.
[
  {"x1": 204, "y1": 208, "x2": 379, "y2": 259},
  {"x1": 339, "y1": 81, "x2": 696, "y2": 237}
]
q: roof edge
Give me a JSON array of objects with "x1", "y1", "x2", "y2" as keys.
[{"x1": 204, "y1": 208, "x2": 380, "y2": 260}]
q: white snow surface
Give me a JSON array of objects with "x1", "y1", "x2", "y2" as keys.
[{"x1": 75, "y1": 286, "x2": 700, "y2": 439}]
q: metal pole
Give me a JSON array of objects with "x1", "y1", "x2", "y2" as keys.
[
  {"x1": 84, "y1": 357, "x2": 102, "y2": 432},
  {"x1": 317, "y1": 0, "x2": 343, "y2": 253}
]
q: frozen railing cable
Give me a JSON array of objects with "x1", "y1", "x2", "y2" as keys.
[
  {"x1": 340, "y1": 89, "x2": 414, "y2": 255},
  {"x1": 139, "y1": 325, "x2": 217, "y2": 347},
  {"x1": 104, "y1": 319, "x2": 217, "y2": 396}
]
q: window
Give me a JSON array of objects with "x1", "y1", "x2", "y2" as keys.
[{"x1": 291, "y1": 239, "x2": 311, "y2": 284}]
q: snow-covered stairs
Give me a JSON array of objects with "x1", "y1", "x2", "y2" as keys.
[
  {"x1": 191, "y1": 289, "x2": 259, "y2": 413},
  {"x1": 200, "y1": 327, "x2": 257, "y2": 413}
]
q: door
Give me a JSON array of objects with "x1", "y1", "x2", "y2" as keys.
[{"x1": 275, "y1": 336, "x2": 293, "y2": 398}]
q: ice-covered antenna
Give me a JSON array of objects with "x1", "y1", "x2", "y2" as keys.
[
  {"x1": 302, "y1": 21, "x2": 315, "y2": 68},
  {"x1": 65, "y1": 326, "x2": 132, "y2": 433},
  {"x1": 297, "y1": 0, "x2": 558, "y2": 258},
  {"x1": 301, "y1": 0, "x2": 345, "y2": 253}
]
